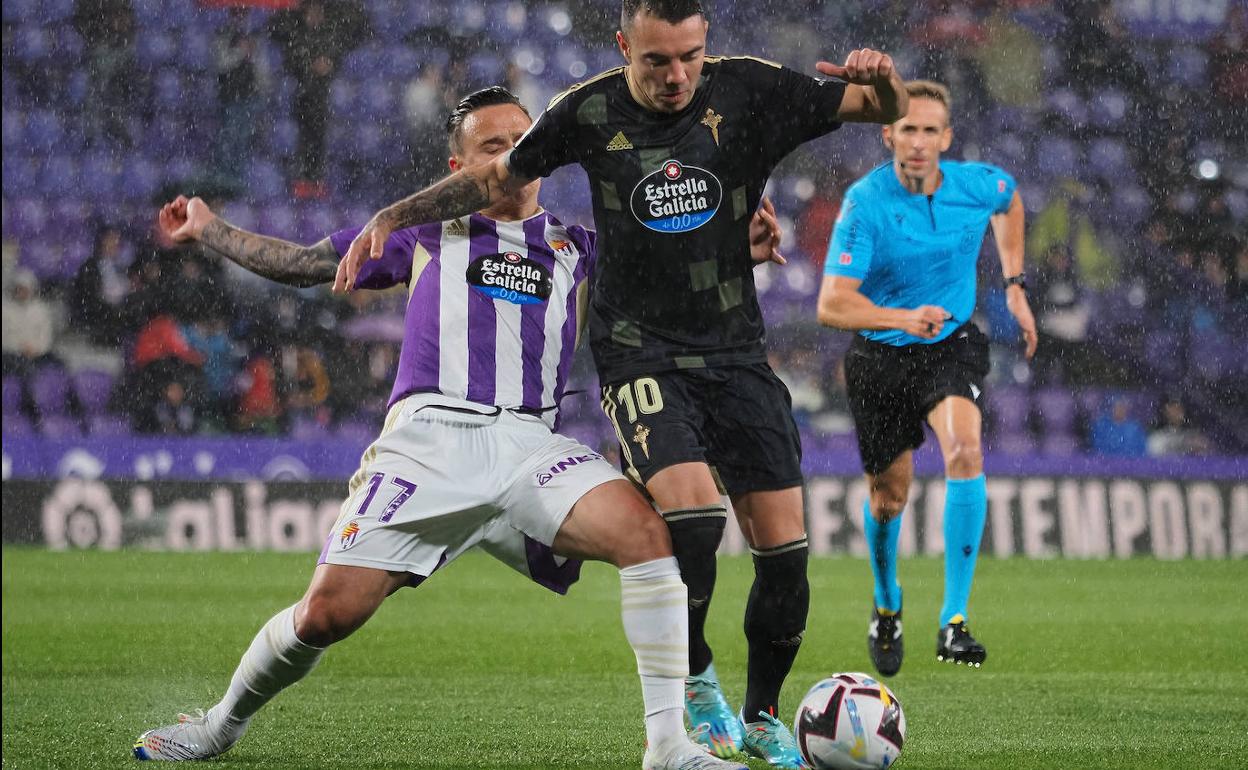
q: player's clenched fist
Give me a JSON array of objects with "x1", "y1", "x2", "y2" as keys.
[
  {"x1": 815, "y1": 49, "x2": 896, "y2": 86},
  {"x1": 158, "y1": 195, "x2": 216, "y2": 243}
]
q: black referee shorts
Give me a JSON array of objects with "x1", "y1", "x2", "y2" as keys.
[
  {"x1": 600, "y1": 363, "x2": 804, "y2": 497},
  {"x1": 844, "y1": 322, "x2": 991, "y2": 475}
]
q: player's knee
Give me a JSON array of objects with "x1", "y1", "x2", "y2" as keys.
[
  {"x1": 295, "y1": 593, "x2": 364, "y2": 647},
  {"x1": 664, "y1": 505, "x2": 728, "y2": 559},
  {"x1": 612, "y1": 511, "x2": 673, "y2": 567},
  {"x1": 872, "y1": 494, "x2": 906, "y2": 522},
  {"x1": 946, "y1": 441, "x2": 983, "y2": 478},
  {"x1": 745, "y1": 540, "x2": 810, "y2": 642}
]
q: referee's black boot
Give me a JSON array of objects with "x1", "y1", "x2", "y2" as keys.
[
  {"x1": 867, "y1": 607, "x2": 904, "y2": 677},
  {"x1": 936, "y1": 616, "x2": 986, "y2": 668}
]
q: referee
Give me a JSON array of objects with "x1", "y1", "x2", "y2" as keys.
[{"x1": 817, "y1": 80, "x2": 1037, "y2": 677}]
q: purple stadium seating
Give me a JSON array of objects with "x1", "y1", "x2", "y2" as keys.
[
  {"x1": 290, "y1": 415, "x2": 331, "y2": 441},
  {"x1": 988, "y1": 387, "x2": 1030, "y2": 432},
  {"x1": 3, "y1": 413, "x2": 35, "y2": 437},
  {"x1": 2, "y1": 156, "x2": 36, "y2": 195},
  {"x1": 31, "y1": 366, "x2": 71, "y2": 416},
  {"x1": 1041, "y1": 433, "x2": 1080, "y2": 456},
  {"x1": 136, "y1": 31, "x2": 178, "y2": 67},
  {"x1": 334, "y1": 420, "x2": 375, "y2": 444},
  {"x1": 991, "y1": 431, "x2": 1037, "y2": 456},
  {"x1": 259, "y1": 203, "x2": 298, "y2": 237},
  {"x1": 39, "y1": 414, "x2": 82, "y2": 438},
  {"x1": 1144, "y1": 332, "x2": 1185, "y2": 383},
  {"x1": 1035, "y1": 136, "x2": 1080, "y2": 180},
  {"x1": 88, "y1": 415, "x2": 131, "y2": 437},
  {"x1": 73, "y1": 370, "x2": 115, "y2": 415},
  {"x1": 1036, "y1": 388, "x2": 1077, "y2": 433},
  {"x1": 3, "y1": 376, "x2": 22, "y2": 415}
]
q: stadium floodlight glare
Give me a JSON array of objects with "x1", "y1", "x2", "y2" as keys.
[{"x1": 1196, "y1": 159, "x2": 1220, "y2": 180}]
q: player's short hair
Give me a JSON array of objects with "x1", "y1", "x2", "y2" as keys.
[
  {"x1": 905, "y1": 80, "x2": 952, "y2": 116},
  {"x1": 620, "y1": 0, "x2": 706, "y2": 33},
  {"x1": 445, "y1": 86, "x2": 531, "y2": 154}
]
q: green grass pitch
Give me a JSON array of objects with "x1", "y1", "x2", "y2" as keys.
[{"x1": 3, "y1": 548, "x2": 1246, "y2": 769}]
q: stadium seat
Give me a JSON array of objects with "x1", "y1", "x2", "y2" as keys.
[
  {"x1": 990, "y1": 430, "x2": 1036, "y2": 456},
  {"x1": 2, "y1": 413, "x2": 35, "y2": 437},
  {"x1": 1143, "y1": 332, "x2": 1185, "y2": 383},
  {"x1": 333, "y1": 420, "x2": 375, "y2": 443},
  {"x1": 2, "y1": 376, "x2": 22, "y2": 415},
  {"x1": 987, "y1": 387, "x2": 1030, "y2": 433},
  {"x1": 1035, "y1": 136, "x2": 1080, "y2": 180},
  {"x1": 259, "y1": 203, "x2": 299, "y2": 238},
  {"x1": 4, "y1": 156, "x2": 40, "y2": 196},
  {"x1": 1087, "y1": 89, "x2": 1130, "y2": 133},
  {"x1": 11, "y1": 25, "x2": 51, "y2": 63},
  {"x1": 37, "y1": 155, "x2": 78, "y2": 197},
  {"x1": 31, "y1": 366, "x2": 72, "y2": 416},
  {"x1": 73, "y1": 370, "x2": 115, "y2": 415},
  {"x1": 87, "y1": 414, "x2": 131, "y2": 437},
  {"x1": 290, "y1": 415, "x2": 330, "y2": 441},
  {"x1": 246, "y1": 161, "x2": 287, "y2": 203},
  {"x1": 1087, "y1": 138, "x2": 1131, "y2": 182},
  {"x1": 1041, "y1": 432, "x2": 1080, "y2": 457},
  {"x1": 39, "y1": 414, "x2": 82, "y2": 439},
  {"x1": 136, "y1": 31, "x2": 178, "y2": 67},
  {"x1": 1035, "y1": 388, "x2": 1077, "y2": 434}
]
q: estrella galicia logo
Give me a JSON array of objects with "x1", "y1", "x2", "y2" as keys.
[
  {"x1": 630, "y1": 159, "x2": 722, "y2": 233},
  {"x1": 466, "y1": 251, "x2": 553, "y2": 305}
]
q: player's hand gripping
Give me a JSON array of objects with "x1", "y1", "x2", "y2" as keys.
[
  {"x1": 815, "y1": 49, "x2": 896, "y2": 87},
  {"x1": 1006, "y1": 285, "x2": 1039, "y2": 359},
  {"x1": 749, "y1": 196, "x2": 785, "y2": 266},
  {"x1": 158, "y1": 195, "x2": 217, "y2": 243},
  {"x1": 903, "y1": 305, "x2": 951, "y2": 339},
  {"x1": 334, "y1": 214, "x2": 395, "y2": 293}
]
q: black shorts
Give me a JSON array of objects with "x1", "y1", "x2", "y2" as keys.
[
  {"x1": 599, "y1": 363, "x2": 803, "y2": 497},
  {"x1": 844, "y1": 322, "x2": 991, "y2": 475}
]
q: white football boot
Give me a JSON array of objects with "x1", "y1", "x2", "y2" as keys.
[
  {"x1": 643, "y1": 733, "x2": 749, "y2": 770},
  {"x1": 133, "y1": 709, "x2": 248, "y2": 761}
]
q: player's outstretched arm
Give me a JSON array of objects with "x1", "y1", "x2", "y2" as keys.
[
  {"x1": 817, "y1": 275, "x2": 949, "y2": 339},
  {"x1": 334, "y1": 155, "x2": 533, "y2": 293},
  {"x1": 817, "y1": 49, "x2": 908, "y2": 124},
  {"x1": 991, "y1": 190, "x2": 1038, "y2": 358},
  {"x1": 158, "y1": 195, "x2": 338, "y2": 288}
]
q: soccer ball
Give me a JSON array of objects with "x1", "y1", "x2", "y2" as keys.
[{"x1": 792, "y1": 673, "x2": 906, "y2": 769}]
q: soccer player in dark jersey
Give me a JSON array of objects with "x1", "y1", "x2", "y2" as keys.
[
  {"x1": 338, "y1": 3, "x2": 907, "y2": 765},
  {"x1": 132, "y1": 87, "x2": 783, "y2": 770},
  {"x1": 817, "y1": 80, "x2": 1038, "y2": 678}
]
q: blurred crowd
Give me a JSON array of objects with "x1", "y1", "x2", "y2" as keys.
[{"x1": 2, "y1": 0, "x2": 1245, "y2": 456}]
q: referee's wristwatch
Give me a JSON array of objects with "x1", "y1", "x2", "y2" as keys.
[{"x1": 1003, "y1": 274, "x2": 1027, "y2": 291}]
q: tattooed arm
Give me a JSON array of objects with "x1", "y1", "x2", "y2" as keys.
[
  {"x1": 158, "y1": 196, "x2": 338, "y2": 288},
  {"x1": 333, "y1": 155, "x2": 532, "y2": 292}
]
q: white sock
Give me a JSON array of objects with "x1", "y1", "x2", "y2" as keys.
[
  {"x1": 209, "y1": 605, "x2": 326, "y2": 728},
  {"x1": 620, "y1": 557, "x2": 689, "y2": 748}
]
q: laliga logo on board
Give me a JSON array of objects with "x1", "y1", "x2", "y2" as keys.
[{"x1": 630, "y1": 159, "x2": 722, "y2": 234}]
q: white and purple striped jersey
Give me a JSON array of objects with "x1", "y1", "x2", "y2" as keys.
[{"x1": 329, "y1": 210, "x2": 596, "y2": 419}]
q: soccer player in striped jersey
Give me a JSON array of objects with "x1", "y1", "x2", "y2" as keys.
[
  {"x1": 339, "y1": 3, "x2": 907, "y2": 765},
  {"x1": 132, "y1": 87, "x2": 780, "y2": 769}
]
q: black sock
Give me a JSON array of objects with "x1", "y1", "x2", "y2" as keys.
[
  {"x1": 663, "y1": 504, "x2": 728, "y2": 676},
  {"x1": 742, "y1": 538, "x2": 809, "y2": 720}
]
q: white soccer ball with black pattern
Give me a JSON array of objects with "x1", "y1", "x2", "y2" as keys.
[{"x1": 792, "y1": 673, "x2": 906, "y2": 769}]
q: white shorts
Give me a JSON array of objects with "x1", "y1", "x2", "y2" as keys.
[{"x1": 318, "y1": 393, "x2": 623, "y2": 593}]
